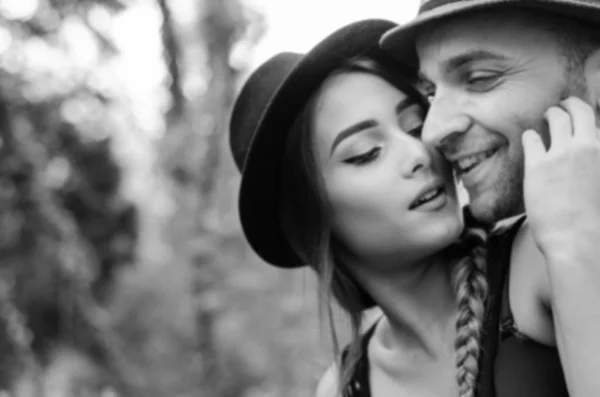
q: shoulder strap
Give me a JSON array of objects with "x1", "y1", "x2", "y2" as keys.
[
  {"x1": 340, "y1": 320, "x2": 379, "y2": 397},
  {"x1": 477, "y1": 215, "x2": 526, "y2": 397}
]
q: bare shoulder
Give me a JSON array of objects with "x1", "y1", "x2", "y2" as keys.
[{"x1": 315, "y1": 363, "x2": 340, "y2": 397}]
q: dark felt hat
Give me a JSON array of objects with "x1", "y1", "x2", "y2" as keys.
[
  {"x1": 229, "y1": 19, "x2": 401, "y2": 268},
  {"x1": 380, "y1": 0, "x2": 600, "y2": 68}
]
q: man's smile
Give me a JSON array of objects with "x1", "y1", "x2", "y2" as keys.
[{"x1": 451, "y1": 147, "x2": 500, "y2": 176}]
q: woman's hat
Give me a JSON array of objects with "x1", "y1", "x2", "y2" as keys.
[
  {"x1": 380, "y1": 0, "x2": 600, "y2": 68},
  {"x1": 229, "y1": 19, "x2": 399, "y2": 268}
]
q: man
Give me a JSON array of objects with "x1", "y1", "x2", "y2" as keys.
[{"x1": 381, "y1": 1, "x2": 600, "y2": 396}]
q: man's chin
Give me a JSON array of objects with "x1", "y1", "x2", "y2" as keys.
[
  {"x1": 467, "y1": 189, "x2": 524, "y2": 225},
  {"x1": 464, "y1": 185, "x2": 500, "y2": 224},
  {"x1": 466, "y1": 199, "x2": 497, "y2": 225}
]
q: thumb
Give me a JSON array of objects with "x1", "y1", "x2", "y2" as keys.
[{"x1": 522, "y1": 129, "x2": 546, "y2": 168}]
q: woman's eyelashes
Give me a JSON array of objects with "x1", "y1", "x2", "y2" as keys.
[
  {"x1": 339, "y1": 104, "x2": 424, "y2": 167},
  {"x1": 341, "y1": 125, "x2": 423, "y2": 166},
  {"x1": 399, "y1": 113, "x2": 424, "y2": 137},
  {"x1": 407, "y1": 125, "x2": 423, "y2": 138},
  {"x1": 343, "y1": 146, "x2": 381, "y2": 166},
  {"x1": 397, "y1": 103, "x2": 425, "y2": 137}
]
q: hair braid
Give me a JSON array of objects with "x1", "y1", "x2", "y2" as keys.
[{"x1": 449, "y1": 226, "x2": 489, "y2": 397}]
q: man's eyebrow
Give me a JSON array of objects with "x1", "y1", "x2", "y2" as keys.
[
  {"x1": 443, "y1": 49, "x2": 510, "y2": 72},
  {"x1": 330, "y1": 120, "x2": 376, "y2": 156}
]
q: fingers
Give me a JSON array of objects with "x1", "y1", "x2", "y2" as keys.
[
  {"x1": 525, "y1": 97, "x2": 597, "y2": 165},
  {"x1": 560, "y1": 97, "x2": 597, "y2": 142},
  {"x1": 522, "y1": 129, "x2": 546, "y2": 167},
  {"x1": 545, "y1": 106, "x2": 572, "y2": 150}
]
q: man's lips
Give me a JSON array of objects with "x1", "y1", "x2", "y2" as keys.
[{"x1": 449, "y1": 148, "x2": 499, "y2": 175}]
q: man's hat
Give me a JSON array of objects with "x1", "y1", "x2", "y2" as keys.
[
  {"x1": 229, "y1": 19, "x2": 412, "y2": 268},
  {"x1": 380, "y1": 0, "x2": 600, "y2": 67}
]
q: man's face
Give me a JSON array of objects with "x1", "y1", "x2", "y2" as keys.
[{"x1": 417, "y1": 11, "x2": 576, "y2": 223}]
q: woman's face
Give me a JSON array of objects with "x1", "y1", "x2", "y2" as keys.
[{"x1": 312, "y1": 72, "x2": 463, "y2": 267}]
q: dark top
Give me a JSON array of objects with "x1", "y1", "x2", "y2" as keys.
[
  {"x1": 340, "y1": 216, "x2": 568, "y2": 397},
  {"x1": 479, "y1": 216, "x2": 568, "y2": 397},
  {"x1": 340, "y1": 323, "x2": 376, "y2": 397}
]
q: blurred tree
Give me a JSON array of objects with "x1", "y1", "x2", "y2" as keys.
[
  {"x1": 0, "y1": 0, "x2": 141, "y2": 394},
  {"x1": 0, "y1": 0, "x2": 338, "y2": 395},
  {"x1": 54, "y1": 123, "x2": 139, "y2": 301},
  {"x1": 157, "y1": 0, "x2": 267, "y2": 395}
]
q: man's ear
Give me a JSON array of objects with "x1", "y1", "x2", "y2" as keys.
[{"x1": 583, "y1": 47, "x2": 600, "y2": 122}]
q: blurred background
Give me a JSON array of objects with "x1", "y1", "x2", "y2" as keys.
[{"x1": 0, "y1": 0, "x2": 419, "y2": 396}]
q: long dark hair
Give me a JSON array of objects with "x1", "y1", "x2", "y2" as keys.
[{"x1": 279, "y1": 55, "x2": 488, "y2": 397}]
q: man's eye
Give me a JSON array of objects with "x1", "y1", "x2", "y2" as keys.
[
  {"x1": 467, "y1": 71, "x2": 500, "y2": 91},
  {"x1": 343, "y1": 147, "x2": 381, "y2": 166}
]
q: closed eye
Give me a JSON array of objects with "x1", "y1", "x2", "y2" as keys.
[
  {"x1": 467, "y1": 71, "x2": 501, "y2": 92},
  {"x1": 397, "y1": 103, "x2": 425, "y2": 138},
  {"x1": 343, "y1": 147, "x2": 381, "y2": 166}
]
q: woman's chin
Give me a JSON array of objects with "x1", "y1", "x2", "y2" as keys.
[{"x1": 427, "y1": 216, "x2": 465, "y2": 249}]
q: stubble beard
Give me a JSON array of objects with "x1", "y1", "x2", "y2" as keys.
[
  {"x1": 467, "y1": 61, "x2": 594, "y2": 224},
  {"x1": 467, "y1": 158, "x2": 525, "y2": 225},
  {"x1": 471, "y1": 75, "x2": 587, "y2": 224}
]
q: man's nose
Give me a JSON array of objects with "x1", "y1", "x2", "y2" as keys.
[{"x1": 422, "y1": 92, "x2": 472, "y2": 148}]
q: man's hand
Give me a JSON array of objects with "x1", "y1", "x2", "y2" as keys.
[
  {"x1": 522, "y1": 96, "x2": 600, "y2": 257},
  {"x1": 522, "y1": 96, "x2": 600, "y2": 397}
]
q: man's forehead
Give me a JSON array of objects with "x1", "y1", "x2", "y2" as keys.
[{"x1": 416, "y1": 12, "x2": 552, "y2": 74}]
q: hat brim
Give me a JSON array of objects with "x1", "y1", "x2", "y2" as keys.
[
  {"x1": 380, "y1": 0, "x2": 600, "y2": 69},
  {"x1": 238, "y1": 19, "x2": 398, "y2": 268}
]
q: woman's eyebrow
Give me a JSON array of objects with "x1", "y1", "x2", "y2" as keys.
[{"x1": 330, "y1": 120, "x2": 376, "y2": 156}]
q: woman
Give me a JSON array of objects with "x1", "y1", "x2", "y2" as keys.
[{"x1": 229, "y1": 19, "x2": 487, "y2": 397}]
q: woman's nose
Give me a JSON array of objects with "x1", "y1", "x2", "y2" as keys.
[{"x1": 400, "y1": 135, "x2": 432, "y2": 178}]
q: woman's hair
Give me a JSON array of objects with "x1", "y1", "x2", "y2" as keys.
[
  {"x1": 446, "y1": 227, "x2": 488, "y2": 397},
  {"x1": 278, "y1": 55, "x2": 488, "y2": 397}
]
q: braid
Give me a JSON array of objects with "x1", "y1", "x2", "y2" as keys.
[{"x1": 449, "y1": 226, "x2": 489, "y2": 397}]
